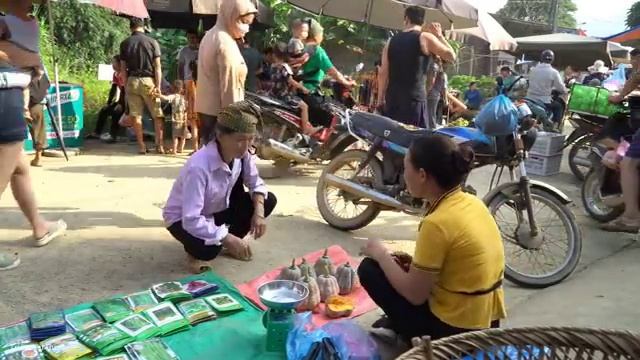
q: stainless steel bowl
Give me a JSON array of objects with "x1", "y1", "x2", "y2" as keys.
[{"x1": 257, "y1": 280, "x2": 309, "y2": 310}]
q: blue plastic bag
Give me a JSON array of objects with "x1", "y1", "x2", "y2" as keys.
[
  {"x1": 286, "y1": 312, "x2": 328, "y2": 360},
  {"x1": 474, "y1": 94, "x2": 519, "y2": 136},
  {"x1": 603, "y1": 64, "x2": 627, "y2": 91}
]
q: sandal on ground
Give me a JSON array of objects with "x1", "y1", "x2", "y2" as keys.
[
  {"x1": 34, "y1": 219, "x2": 67, "y2": 247},
  {"x1": 600, "y1": 218, "x2": 640, "y2": 234},
  {"x1": 0, "y1": 252, "x2": 20, "y2": 271},
  {"x1": 187, "y1": 255, "x2": 213, "y2": 274}
]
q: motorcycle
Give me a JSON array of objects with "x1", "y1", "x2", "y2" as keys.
[
  {"x1": 581, "y1": 143, "x2": 626, "y2": 223},
  {"x1": 245, "y1": 92, "x2": 356, "y2": 166},
  {"x1": 564, "y1": 113, "x2": 607, "y2": 181},
  {"x1": 316, "y1": 110, "x2": 581, "y2": 288}
]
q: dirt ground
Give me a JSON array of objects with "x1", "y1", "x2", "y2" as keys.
[{"x1": 1, "y1": 141, "x2": 639, "y2": 359}]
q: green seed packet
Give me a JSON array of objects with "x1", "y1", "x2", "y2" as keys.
[
  {"x1": 204, "y1": 294, "x2": 244, "y2": 313},
  {"x1": 124, "y1": 339, "x2": 179, "y2": 360},
  {"x1": 94, "y1": 355, "x2": 129, "y2": 360},
  {"x1": 76, "y1": 324, "x2": 132, "y2": 356},
  {"x1": 28, "y1": 311, "x2": 65, "y2": 331},
  {"x1": 150, "y1": 283, "x2": 191, "y2": 303},
  {"x1": 65, "y1": 309, "x2": 104, "y2": 332},
  {"x1": 124, "y1": 291, "x2": 158, "y2": 313},
  {"x1": 93, "y1": 299, "x2": 132, "y2": 323},
  {"x1": 40, "y1": 333, "x2": 92, "y2": 360},
  {"x1": 142, "y1": 303, "x2": 190, "y2": 336},
  {"x1": 113, "y1": 315, "x2": 158, "y2": 341},
  {"x1": 0, "y1": 343, "x2": 45, "y2": 360},
  {"x1": 177, "y1": 299, "x2": 216, "y2": 325},
  {"x1": 0, "y1": 322, "x2": 30, "y2": 350}
]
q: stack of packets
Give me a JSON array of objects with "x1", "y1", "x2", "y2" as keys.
[
  {"x1": 177, "y1": 300, "x2": 216, "y2": 325},
  {"x1": 76, "y1": 323, "x2": 133, "y2": 356},
  {"x1": 28, "y1": 311, "x2": 67, "y2": 341},
  {"x1": 95, "y1": 355, "x2": 130, "y2": 360},
  {"x1": 124, "y1": 291, "x2": 158, "y2": 313},
  {"x1": 40, "y1": 333, "x2": 92, "y2": 359},
  {"x1": 142, "y1": 303, "x2": 190, "y2": 336},
  {"x1": 182, "y1": 281, "x2": 218, "y2": 298},
  {"x1": 125, "y1": 339, "x2": 180, "y2": 360},
  {"x1": 152, "y1": 283, "x2": 192, "y2": 304},
  {"x1": 0, "y1": 321, "x2": 45, "y2": 360},
  {"x1": 204, "y1": 294, "x2": 244, "y2": 314},
  {"x1": 114, "y1": 315, "x2": 158, "y2": 341},
  {"x1": 65, "y1": 309, "x2": 104, "y2": 332},
  {"x1": 93, "y1": 299, "x2": 133, "y2": 323}
]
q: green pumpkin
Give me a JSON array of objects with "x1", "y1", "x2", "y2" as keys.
[
  {"x1": 336, "y1": 262, "x2": 360, "y2": 295},
  {"x1": 299, "y1": 258, "x2": 316, "y2": 279},
  {"x1": 314, "y1": 249, "x2": 335, "y2": 276},
  {"x1": 298, "y1": 274, "x2": 321, "y2": 312},
  {"x1": 278, "y1": 259, "x2": 302, "y2": 282},
  {"x1": 317, "y1": 265, "x2": 339, "y2": 302}
]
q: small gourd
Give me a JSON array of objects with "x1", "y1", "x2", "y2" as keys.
[
  {"x1": 297, "y1": 274, "x2": 321, "y2": 312},
  {"x1": 325, "y1": 295, "x2": 355, "y2": 318},
  {"x1": 314, "y1": 249, "x2": 335, "y2": 276},
  {"x1": 278, "y1": 259, "x2": 302, "y2": 282},
  {"x1": 317, "y1": 266, "x2": 339, "y2": 302},
  {"x1": 299, "y1": 258, "x2": 316, "y2": 279},
  {"x1": 336, "y1": 262, "x2": 360, "y2": 295}
]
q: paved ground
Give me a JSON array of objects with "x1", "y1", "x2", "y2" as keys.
[{"x1": 1, "y1": 141, "x2": 638, "y2": 359}]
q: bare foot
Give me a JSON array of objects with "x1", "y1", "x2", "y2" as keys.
[{"x1": 30, "y1": 157, "x2": 41, "y2": 167}]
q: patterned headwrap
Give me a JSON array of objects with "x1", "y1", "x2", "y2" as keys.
[{"x1": 217, "y1": 100, "x2": 261, "y2": 134}]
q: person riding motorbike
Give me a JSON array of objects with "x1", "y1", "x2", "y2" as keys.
[
  {"x1": 526, "y1": 50, "x2": 568, "y2": 129},
  {"x1": 601, "y1": 49, "x2": 640, "y2": 233}
]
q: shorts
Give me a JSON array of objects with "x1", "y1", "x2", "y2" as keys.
[
  {"x1": 0, "y1": 88, "x2": 27, "y2": 144},
  {"x1": 626, "y1": 129, "x2": 640, "y2": 159},
  {"x1": 125, "y1": 77, "x2": 164, "y2": 119}
]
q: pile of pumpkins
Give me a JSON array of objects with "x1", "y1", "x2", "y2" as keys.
[{"x1": 277, "y1": 249, "x2": 359, "y2": 318}]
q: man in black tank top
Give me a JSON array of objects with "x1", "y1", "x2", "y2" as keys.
[{"x1": 377, "y1": 6, "x2": 456, "y2": 129}]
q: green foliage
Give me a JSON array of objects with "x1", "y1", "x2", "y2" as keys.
[
  {"x1": 449, "y1": 75, "x2": 496, "y2": 99},
  {"x1": 497, "y1": 0, "x2": 578, "y2": 28},
  {"x1": 152, "y1": 29, "x2": 187, "y2": 82},
  {"x1": 627, "y1": 2, "x2": 640, "y2": 29}
]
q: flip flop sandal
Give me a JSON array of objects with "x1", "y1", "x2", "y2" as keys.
[
  {"x1": 600, "y1": 218, "x2": 640, "y2": 234},
  {"x1": 0, "y1": 252, "x2": 20, "y2": 271},
  {"x1": 187, "y1": 256, "x2": 213, "y2": 274},
  {"x1": 34, "y1": 220, "x2": 67, "y2": 247}
]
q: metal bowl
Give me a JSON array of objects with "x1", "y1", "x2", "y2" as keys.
[{"x1": 257, "y1": 280, "x2": 309, "y2": 310}]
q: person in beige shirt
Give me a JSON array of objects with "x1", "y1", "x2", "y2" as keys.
[{"x1": 196, "y1": 0, "x2": 257, "y2": 145}]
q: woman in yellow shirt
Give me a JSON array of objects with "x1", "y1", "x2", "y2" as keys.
[{"x1": 359, "y1": 134, "x2": 506, "y2": 342}]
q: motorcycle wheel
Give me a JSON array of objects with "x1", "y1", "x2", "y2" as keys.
[
  {"x1": 487, "y1": 187, "x2": 582, "y2": 288},
  {"x1": 568, "y1": 136, "x2": 593, "y2": 181},
  {"x1": 581, "y1": 169, "x2": 625, "y2": 223},
  {"x1": 316, "y1": 150, "x2": 382, "y2": 231}
]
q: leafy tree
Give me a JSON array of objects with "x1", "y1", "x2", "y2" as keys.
[
  {"x1": 497, "y1": 0, "x2": 578, "y2": 29},
  {"x1": 627, "y1": 1, "x2": 640, "y2": 28}
]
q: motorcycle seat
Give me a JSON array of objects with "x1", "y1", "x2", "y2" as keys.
[
  {"x1": 350, "y1": 112, "x2": 431, "y2": 148},
  {"x1": 246, "y1": 92, "x2": 299, "y2": 112}
]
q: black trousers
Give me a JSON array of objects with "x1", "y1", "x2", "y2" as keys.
[
  {"x1": 95, "y1": 102, "x2": 123, "y2": 137},
  {"x1": 358, "y1": 257, "x2": 499, "y2": 342},
  {"x1": 168, "y1": 188, "x2": 277, "y2": 261}
]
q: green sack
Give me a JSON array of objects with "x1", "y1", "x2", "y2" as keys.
[
  {"x1": 77, "y1": 323, "x2": 133, "y2": 356},
  {"x1": 0, "y1": 323, "x2": 30, "y2": 351},
  {"x1": 93, "y1": 299, "x2": 133, "y2": 323},
  {"x1": 569, "y1": 84, "x2": 624, "y2": 118},
  {"x1": 114, "y1": 315, "x2": 159, "y2": 341}
]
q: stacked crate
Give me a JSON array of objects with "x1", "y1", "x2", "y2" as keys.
[{"x1": 525, "y1": 132, "x2": 566, "y2": 176}]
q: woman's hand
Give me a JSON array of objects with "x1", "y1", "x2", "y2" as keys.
[
  {"x1": 360, "y1": 238, "x2": 390, "y2": 261},
  {"x1": 251, "y1": 214, "x2": 267, "y2": 239}
]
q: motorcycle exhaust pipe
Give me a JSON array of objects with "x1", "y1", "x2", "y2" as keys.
[
  {"x1": 265, "y1": 139, "x2": 311, "y2": 164},
  {"x1": 323, "y1": 174, "x2": 414, "y2": 212}
]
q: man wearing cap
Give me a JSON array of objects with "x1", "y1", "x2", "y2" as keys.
[
  {"x1": 163, "y1": 101, "x2": 277, "y2": 273},
  {"x1": 526, "y1": 49, "x2": 567, "y2": 128}
]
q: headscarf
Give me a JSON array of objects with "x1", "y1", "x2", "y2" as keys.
[
  {"x1": 216, "y1": 0, "x2": 258, "y2": 40},
  {"x1": 217, "y1": 100, "x2": 260, "y2": 134}
]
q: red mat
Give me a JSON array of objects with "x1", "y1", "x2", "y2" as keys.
[{"x1": 236, "y1": 245, "x2": 378, "y2": 326}]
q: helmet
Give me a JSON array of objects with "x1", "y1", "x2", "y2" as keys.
[{"x1": 541, "y1": 50, "x2": 555, "y2": 64}]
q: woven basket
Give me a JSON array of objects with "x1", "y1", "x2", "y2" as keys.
[{"x1": 395, "y1": 327, "x2": 640, "y2": 359}]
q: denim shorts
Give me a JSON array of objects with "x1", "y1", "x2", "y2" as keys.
[{"x1": 0, "y1": 88, "x2": 26, "y2": 144}]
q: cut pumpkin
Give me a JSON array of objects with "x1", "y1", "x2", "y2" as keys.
[{"x1": 325, "y1": 295, "x2": 355, "y2": 318}]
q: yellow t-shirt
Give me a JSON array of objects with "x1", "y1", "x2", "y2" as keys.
[{"x1": 413, "y1": 188, "x2": 507, "y2": 330}]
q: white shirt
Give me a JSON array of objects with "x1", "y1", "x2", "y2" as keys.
[
  {"x1": 526, "y1": 63, "x2": 567, "y2": 104},
  {"x1": 177, "y1": 46, "x2": 198, "y2": 81}
]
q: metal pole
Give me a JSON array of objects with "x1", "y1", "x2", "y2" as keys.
[
  {"x1": 551, "y1": 0, "x2": 560, "y2": 33},
  {"x1": 47, "y1": 0, "x2": 64, "y2": 149}
]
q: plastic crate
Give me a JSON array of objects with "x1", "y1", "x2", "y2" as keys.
[
  {"x1": 525, "y1": 153, "x2": 563, "y2": 176},
  {"x1": 529, "y1": 132, "x2": 566, "y2": 156}
]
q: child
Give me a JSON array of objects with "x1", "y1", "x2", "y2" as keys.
[
  {"x1": 155, "y1": 80, "x2": 189, "y2": 154},
  {"x1": 288, "y1": 19, "x2": 311, "y2": 71},
  {"x1": 270, "y1": 43, "x2": 319, "y2": 136},
  {"x1": 0, "y1": 3, "x2": 43, "y2": 121}
]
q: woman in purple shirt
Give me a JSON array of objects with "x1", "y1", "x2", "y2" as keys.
[{"x1": 163, "y1": 101, "x2": 277, "y2": 273}]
